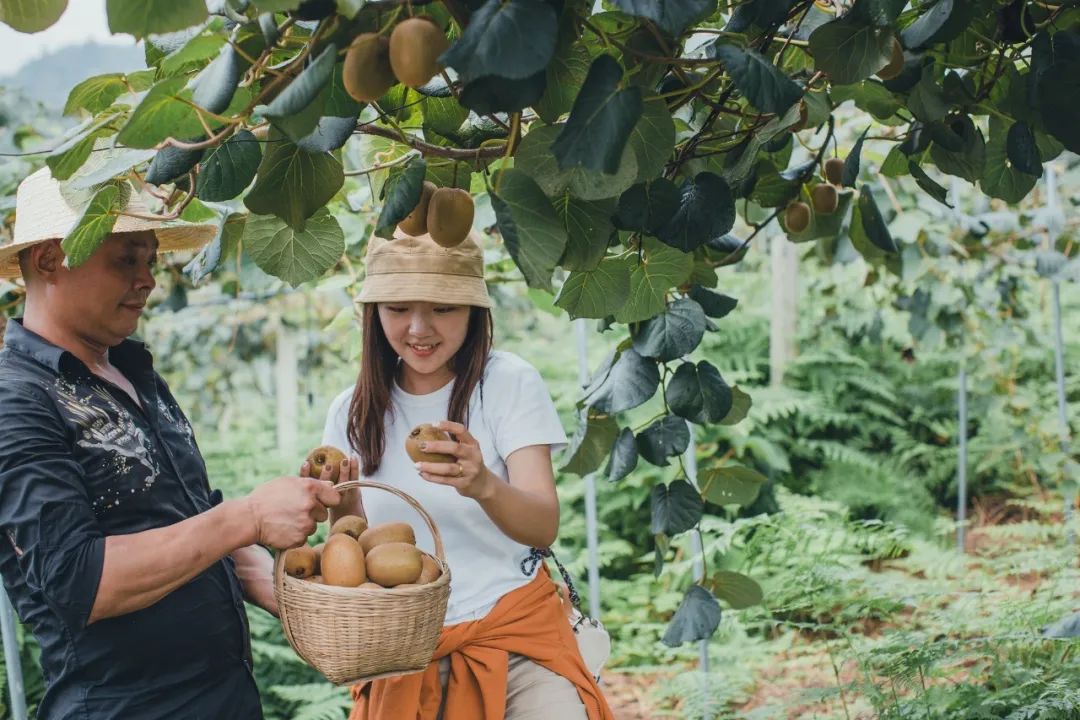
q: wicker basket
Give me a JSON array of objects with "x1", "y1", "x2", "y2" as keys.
[{"x1": 273, "y1": 480, "x2": 451, "y2": 685}]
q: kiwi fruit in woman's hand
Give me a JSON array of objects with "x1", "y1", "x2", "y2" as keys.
[
  {"x1": 305, "y1": 445, "x2": 346, "y2": 483},
  {"x1": 405, "y1": 424, "x2": 455, "y2": 463}
]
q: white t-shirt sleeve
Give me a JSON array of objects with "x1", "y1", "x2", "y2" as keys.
[
  {"x1": 486, "y1": 354, "x2": 568, "y2": 460},
  {"x1": 322, "y1": 387, "x2": 354, "y2": 453}
]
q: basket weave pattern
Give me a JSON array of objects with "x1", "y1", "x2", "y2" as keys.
[{"x1": 273, "y1": 480, "x2": 451, "y2": 685}]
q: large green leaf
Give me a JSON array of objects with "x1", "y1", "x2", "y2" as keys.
[
  {"x1": 605, "y1": 428, "x2": 639, "y2": 483},
  {"x1": 809, "y1": 16, "x2": 894, "y2": 86},
  {"x1": 1038, "y1": 57, "x2": 1080, "y2": 154},
  {"x1": 562, "y1": 411, "x2": 619, "y2": 476},
  {"x1": 192, "y1": 44, "x2": 243, "y2": 115},
  {"x1": 243, "y1": 209, "x2": 344, "y2": 288},
  {"x1": 535, "y1": 43, "x2": 590, "y2": 123},
  {"x1": 615, "y1": 239, "x2": 693, "y2": 324},
  {"x1": 611, "y1": 0, "x2": 717, "y2": 35},
  {"x1": 657, "y1": 172, "x2": 735, "y2": 252},
  {"x1": 45, "y1": 117, "x2": 118, "y2": 181},
  {"x1": 555, "y1": 257, "x2": 631, "y2": 320},
  {"x1": 243, "y1": 130, "x2": 344, "y2": 231},
  {"x1": 184, "y1": 213, "x2": 244, "y2": 285},
  {"x1": 159, "y1": 34, "x2": 224, "y2": 77},
  {"x1": 145, "y1": 144, "x2": 204, "y2": 185},
  {"x1": 720, "y1": 386, "x2": 752, "y2": 425},
  {"x1": 459, "y1": 70, "x2": 547, "y2": 115},
  {"x1": 650, "y1": 478, "x2": 702, "y2": 535},
  {"x1": 858, "y1": 185, "x2": 898, "y2": 253},
  {"x1": 929, "y1": 116, "x2": 985, "y2": 182},
  {"x1": 555, "y1": 194, "x2": 615, "y2": 272},
  {"x1": 638, "y1": 415, "x2": 691, "y2": 467},
  {"x1": 668, "y1": 361, "x2": 733, "y2": 424},
  {"x1": 688, "y1": 286, "x2": 737, "y2": 319},
  {"x1": 374, "y1": 158, "x2": 427, "y2": 240},
  {"x1": 662, "y1": 585, "x2": 721, "y2": 647},
  {"x1": 700, "y1": 465, "x2": 766, "y2": 506},
  {"x1": 585, "y1": 348, "x2": 660, "y2": 414},
  {"x1": 61, "y1": 184, "x2": 121, "y2": 268},
  {"x1": 264, "y1": 43, "x2": 337, "y2": 119},
  {"x1": 628, "y1": 96, "x2": 677, "y2": 182},
  {"x1": 900, "y1": 0, "x2": 970, "y2": 49},
  {"x1": 1005, "y1": 121, "x2": 1042, "y2": 178},
  {"x1": 491, "y1": 169, "x2": 568, "y2": 292},
  {"x1": 63, "y1": 74, "x2": 127, "y2": 117},
  {"x1": 106, "y1": 0, "x2": 207, "y2": 38},
  {"x1": 516, "y1": 124, "x2": 638, "y2": 201},
  {"x1": 981, "y1": 117, "x2": 1038, "y2": 204},
  {"x1": 197, "y1": 130, "x2": 262, "y2": 202},
  {"x1": 632, "y1": 297, "x2": 706, "y2": 361},
  {"x1": 423, "y1": 95, "x2": 470, "y2": 138},
  {"x1": 0, "y1": 0, "x2": 67, "y2": 32},
  {"x1": 842, "y1": 127, "x2": 870, "y2": 187},
  {"x1": 907, "y1": 161, "x2": 951, "y2": 207},
  {"x1": 440, "y1": 0, "x2": 558, "y2": 81},
  {"x1": 615, "y1": 179, "x2": 679, "y2": 233},
  {"x1": 552, "y1": 55, "x2": 644, "y2": 175},
  {"x1": 116, "y1": 77, "x2": 206, "y2": 149},
  {"x1": 709, "y1": 43, "x2": 802, "y2": 115},
  {"x1": 710, "y1": 571, "x2": 763, "y2": 609}
]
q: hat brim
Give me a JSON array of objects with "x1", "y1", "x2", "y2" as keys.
[
  {"x1": 0, "y1": 221, "x2": 218, "y2": 280},
  {"x1": 356, "y1": 272, "x2": 492, "y2": 308}
]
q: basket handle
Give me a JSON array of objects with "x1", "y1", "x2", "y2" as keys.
[{"x1": 273, "y1": 480, "x2": 447, "y2": 592}]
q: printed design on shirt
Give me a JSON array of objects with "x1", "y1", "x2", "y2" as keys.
[
  {"x1": 52, "y1": 379, "x2": 161, "y2": 511},
  {"x1": 157, "y1": 396, "x2": 195, "y2": 449}
]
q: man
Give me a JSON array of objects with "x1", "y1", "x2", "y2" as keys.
[{"x1": 0, "y1": 168, "x2": 341, "y2": 719}]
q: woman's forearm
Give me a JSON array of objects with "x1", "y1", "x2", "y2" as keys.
[
  {"x1": 475, "y1": 470, "x2": 560, "y2": 547},
  {"x1": 231, "y1": 544, "x2": 277, "y2": 616}
]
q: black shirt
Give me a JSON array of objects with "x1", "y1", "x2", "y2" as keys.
[{"x1": 0, "y1": 320, "x2": 263, "y2": 720}]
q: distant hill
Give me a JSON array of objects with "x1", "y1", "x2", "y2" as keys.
[{"x1": 1, "y1": 41, "x2": 144, "y2": 109}]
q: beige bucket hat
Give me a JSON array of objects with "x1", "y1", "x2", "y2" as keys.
[
  {"x1": 356, "y1": 228, "x2": 491, "y2": 308},
  {"x1": 0, "y1": 167, "x2": 218, "y2": 280}
]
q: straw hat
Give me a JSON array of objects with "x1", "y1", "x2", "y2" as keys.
[
  {"x1": 0, "y1": 167, "x2": 218, "y2": 279},
  {"x1": 356, "y1": 228, "x2": 491, "y2": 308}
]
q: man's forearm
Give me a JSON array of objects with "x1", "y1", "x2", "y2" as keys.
[{"x1": 88, "y1": 498, "x2": 255, "y2": 624}]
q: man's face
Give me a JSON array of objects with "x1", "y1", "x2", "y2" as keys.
[{"x1": 51, "y1": 231, "x2": 158, "y2": 346}]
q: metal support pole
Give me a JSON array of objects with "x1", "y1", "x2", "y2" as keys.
[
  {"x1": 0, "y1": 586, "x2": 28, "y2": 720},
  {"x1": 1045, "y1": 164, "x2": 1074, "y2": 543},
  {"x1": 957, "y1": 354, "x2": 968, "y2": 553},
  {"x1": 684, "y1": 422, "x2": 711, "y2": 719},
  {"x1": 574, "y1": 320, "x2": 602, "y2": 620}
]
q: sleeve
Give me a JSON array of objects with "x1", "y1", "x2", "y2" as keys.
[
  {"x1": 321, "y1": 388, "x2": 353, "y2": 452},
  {"x1": 490, "y1": 360, "x2": 568, "y2": 460},
  {"x1": 0, "y1": 383, "x2": 105, "y2": 633}
]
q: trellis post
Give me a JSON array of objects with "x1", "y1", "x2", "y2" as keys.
[{"x1": 574, "y1": 320, "x2": 602, "y2": 620}]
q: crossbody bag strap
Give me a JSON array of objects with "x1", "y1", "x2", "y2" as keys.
[{"x1": 521, "y1": 546, "x2": 582, "y2": 610}]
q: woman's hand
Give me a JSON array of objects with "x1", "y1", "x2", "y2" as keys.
[
  {"x1": 414, "y1": 421, "x2": 495, "y2": 500},
  {"x1": 301, "y1": 454, "x2": 365, "y2": 525}
]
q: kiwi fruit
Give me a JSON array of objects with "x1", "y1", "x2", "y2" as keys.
[
  {"x1": 788, "y1": 100, "x2": 809, "y2": 133},
  {"x1": 426, "y1": 188, "x2": 474, "y2": 248},
  {"x1": 418, "y1": 553, "x2": 442, "y2": 584},
  {"x1": 785, "y1": 202, "x2": 811, "y2": 233},
  {"x1": 366, "y1": 542, "x2": 423, "y2": 587},
  {"x1": 405, "y1": 424, "x2": 455, "y2": 463},
  {"x1": 398, "y1": 181, "x2": 436, "y2": 236},
  {"x1": 389, "y1": 18, "x2": 449, "y2": 88},
  {"x1": 877, "y1": 38, "x2": 905, "y2": 81},
  {"x1": 330, "y1": 515, "x2": 368, "y2": 539},
  {"x1": 358, "y1": 521, "x2": 416, "y2": 554},
  {"x1": 305, "y1": 445, "x2": 346, "y2": 483},
  {"x1": 824, "y1": 157, "x2": 845, "y2": 186},
  {"x1": 308, "y1": 575, "x2": 324, "y2": 584},
  {"x1": 343, "y1": 34, "x2": 397, "y2": 103},
  {"x1": 811, "y1": 184, "x2": 839, "y2": 215},
  {"x1": 283, "y1": 546, "x2": 317, "y2": 579},
  {"x1": 321, "y1": 534, "x2": 367, "y2": 587}
]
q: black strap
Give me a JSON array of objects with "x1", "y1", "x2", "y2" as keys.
[{"x1": 521, "y1": 547, "x2": 581, "y2": 610}]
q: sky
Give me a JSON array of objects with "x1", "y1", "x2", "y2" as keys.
[{"x1": 0, "y1": 0, "x2": 132, "y2": 76}]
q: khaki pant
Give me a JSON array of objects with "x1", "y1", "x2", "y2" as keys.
[{"x1": 435, "y1": 654, "x2": 588, "y2": 720}]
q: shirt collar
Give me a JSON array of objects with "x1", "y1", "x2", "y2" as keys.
[{"x1": 3, "y1": 318, "x2": 152, "y2": 375}]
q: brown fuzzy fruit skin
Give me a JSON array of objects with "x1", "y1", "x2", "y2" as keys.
[
  {"x1": 785, "y1": 202, "x2": 811, "y2": 233},
  {"x1": 427, "y1": 188, "x2": 475, "y2": 248},
  {"x1": 366, "y1": 542, "x2": 423, "y2": 587},
  {"x1": 824, "y1": 158, "x2": 845, "y2": 186},
  {"x1": 283, "y1": 546, "x2": 317, "y2": 579},
  {"x1": 877, "y1": 39, "x2": 905, "y2": 80},
  {"x1": 405, "y1": 424, "x2": 455, "y2": 463},
  {"x1": 330, "y1": 515, "x2": 368, "y2": 540},
  {"x1": 304, "y1": 445, "x2": 346, "y2": 483},
  {"x1": 321, "y1": 534, "x2": 367, "y2": 587},
  {"x1": 389, "y1": 18, "x2": 449, "y2": 88},
  {"x1": 418, "y1": 553, "x2": 442, "y2": 584},
  {"x1": 811, "y1": 184, "x2": 839, "y2": 215},
  {"x1": 343, "y1": 34, "x2": 397, "y2": 102},
  {"x1": 398, "y1": 181, "x2": 437, "y2": 236},
  {"x1": 358, "y1": 521, "x2": 416, "y2": 555}
]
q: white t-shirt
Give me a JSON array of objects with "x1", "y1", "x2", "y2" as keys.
[{"x1": 322, "y1": 351, "x2": 567, "y2": 625}]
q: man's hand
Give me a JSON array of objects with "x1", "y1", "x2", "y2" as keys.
[{"x1": 244, "y1": 477, "x2": 341, "y2": 549}]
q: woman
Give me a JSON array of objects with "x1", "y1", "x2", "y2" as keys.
[{"x1": 317, "y1": 230, "x2": 612, "y2": 720}]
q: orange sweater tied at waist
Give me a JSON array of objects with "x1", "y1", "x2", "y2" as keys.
[{"x1": 348, "y1": 568, "x2": 614, "y2": 720}]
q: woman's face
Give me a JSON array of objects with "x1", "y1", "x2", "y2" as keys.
[{"x1": 377, "y1": 301, "x2": 471, "y2": 382}]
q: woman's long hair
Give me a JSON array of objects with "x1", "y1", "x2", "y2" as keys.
[{"x1": 347, "y1": 303, "x2": 494, "y2": 476}]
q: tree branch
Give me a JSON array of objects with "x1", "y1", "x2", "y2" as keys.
[{"x1": 353, "y1": 124, "x2": 506, "y2": 160}]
